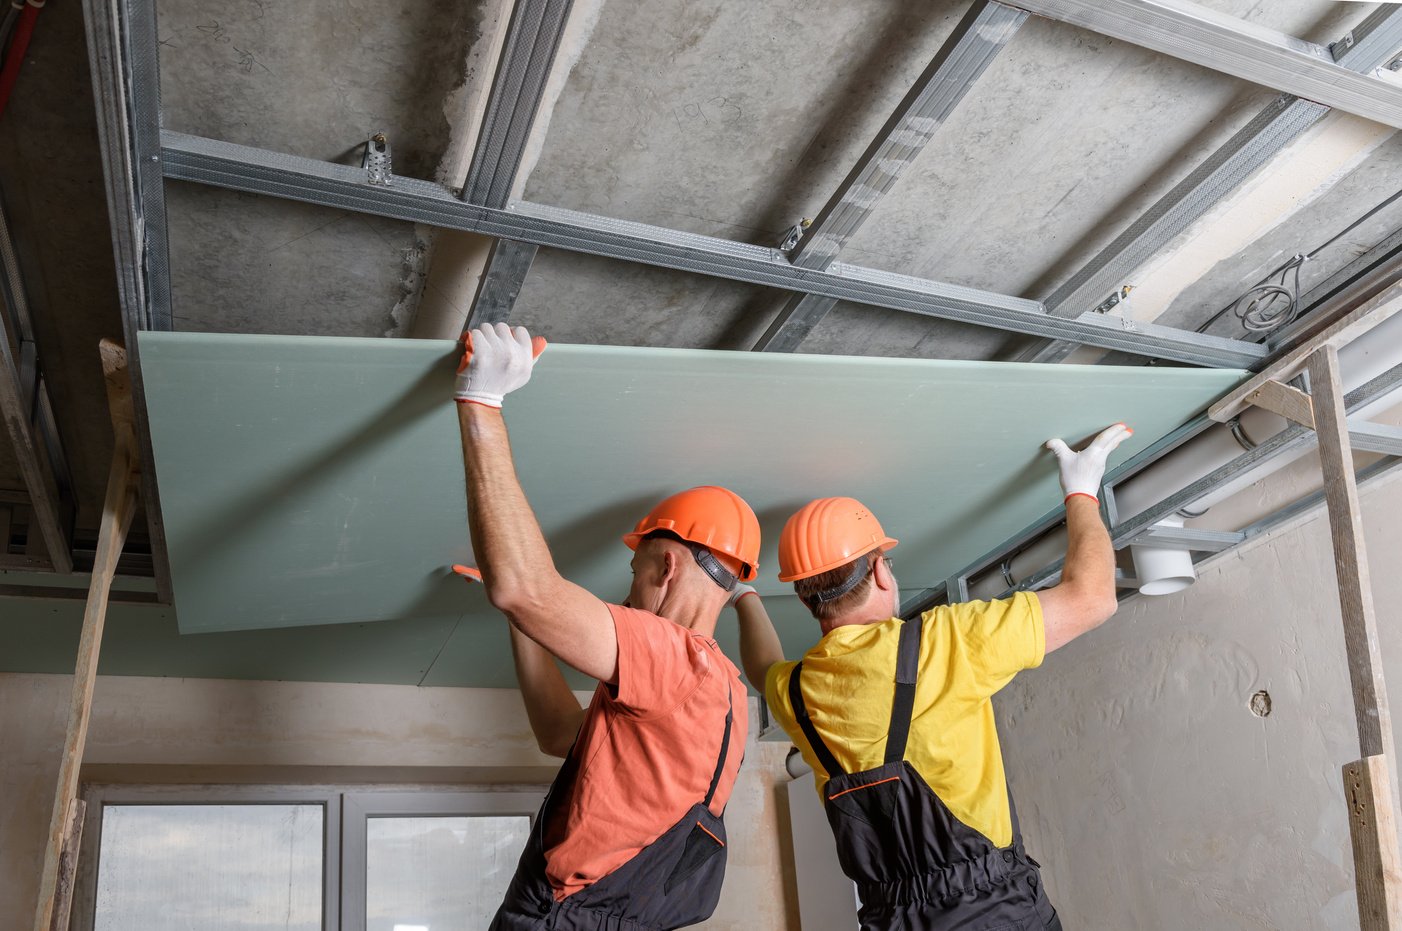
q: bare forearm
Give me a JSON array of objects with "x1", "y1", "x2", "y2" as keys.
[
  {"x1": 1040, "y1": 496, "x2": 1119, "y2": 652},
  {"x1": 458, "y1": 403, "x2": 559, "y2": 603},
  {"x1": 735, "y1": 594, "x2": 785, "y2": 692},
  {"x1": 509, "y1": 624, "x2": 585, "y2": 758},
  {"x1": 1061, "y1": 496, "x2": 1114, "y2": 599}
]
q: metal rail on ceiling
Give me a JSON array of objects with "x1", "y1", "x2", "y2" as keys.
[
  {"x1": 460, "y1": 0, "x2": 574, "y2": 330},
  {"x1": 901, "y1": 357, "x2": 1402, "y2": 616},
  {"x1": 1011, "y1": 4, "x2": 1402, "y2": 364},
  {"x1": 160, "y1": 131, "x2": 1266, "y2": 369},
  {"x1": 753, "y1": 0, "x2": 1030, "y2": 352},
  {"x1": 78, "y1": 0, "x2": 174, "y2": 602},
  {"x1": 1009, "y1": 0, "x2": 1402, "y2": 129}
]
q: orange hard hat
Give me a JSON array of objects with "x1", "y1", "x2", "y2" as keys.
[
  {"x1": 777, "y1": 497, "x2": 898, "y2": 582},
  {"x1": 623, "y1": 486, "x2": 760, "y2": 583}
]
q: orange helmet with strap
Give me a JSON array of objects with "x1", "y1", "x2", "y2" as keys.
[
  {"x1": 777, "y1": 497, "x2": 898, "y2": 605},
  {"x1": 623, "y1": 486, "x2": 761, "y2": 588}
]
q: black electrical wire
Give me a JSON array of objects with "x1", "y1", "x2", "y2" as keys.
[
  {"x1": 1197, "y1": 186, "x2": 1402, "y2": 335},
  {"x1": 0, "y1": 3, "x2": 22, "y2": 65}
]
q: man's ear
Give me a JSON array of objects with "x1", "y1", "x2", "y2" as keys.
[
  {"x1": 871, "y1": 555, "x2": 894, "y2": 591},
  {"x1": 659, "y1": 548, "x2": 680, "y2": 584}
]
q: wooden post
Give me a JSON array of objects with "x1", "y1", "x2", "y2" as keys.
[
  {"x1": 1308, "y1": 344, "x2": 1402, "y2": 929},
  {"x1": 32, "y1": 341, "x2": 140, "y2": 931}
]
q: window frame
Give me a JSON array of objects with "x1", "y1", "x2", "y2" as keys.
[
  {"x1": 341, "y1": 789, "x2": 543, "y2": 930},
  {"x1": 73, "y1": 783, "x2": 544, "y2": 931}
]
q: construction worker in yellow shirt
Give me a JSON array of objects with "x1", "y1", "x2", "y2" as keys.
[{"x1": 732, "y1": 423, "x2": 1131, "y2": 930}]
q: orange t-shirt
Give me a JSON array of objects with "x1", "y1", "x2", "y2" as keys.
[{"x1": 541, "y1": 604, "x2": 748, "y2": 900}]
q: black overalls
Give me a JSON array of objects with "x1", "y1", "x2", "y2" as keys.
[
  {"x1": 489, "y1": 690, "x2": 736, "y2": 931},
  {"x1": 788, "y1": 619, "x2": 1061, "y2": 931}
]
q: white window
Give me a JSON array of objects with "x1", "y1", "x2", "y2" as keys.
[{"x1": 74, "y1": 785, "x2": 544, "y2": 931}]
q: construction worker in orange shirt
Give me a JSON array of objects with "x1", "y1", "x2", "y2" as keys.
[
  {"x1": 733, "y1": 423, "x2": 1132, "y2": 930},
  {"x1": 453, "y1": 322, "x2": 756, "y2": 931}
]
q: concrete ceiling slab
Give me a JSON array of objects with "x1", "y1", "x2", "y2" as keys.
[
  {"x1": 137, "y1": 332, "x2": 1242, "y2": 636},
  {"x1": 1153, "y1": 130, "x2": 1402, "y2": 337},
  {"x1": 165, "y1": 182, "x2": 422, "y2": 336},
  {"x1": 155, "y1": 0, "x2": 487, "y2": 181}
]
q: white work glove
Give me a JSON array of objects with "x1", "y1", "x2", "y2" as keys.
[
  {"x1": 454, "y1": 323, "x2": 546, "y2": 408},
  {"x1": 727, "y1": 582, "x2": 757, "y2": 608},
  {"x1": 1045, "y1": 423, "x2": 1133, "y2": 502}
]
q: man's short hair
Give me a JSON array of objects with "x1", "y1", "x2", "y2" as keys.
[{"x1": 794, "y1": 556, "x2": 874, "y2": 621}]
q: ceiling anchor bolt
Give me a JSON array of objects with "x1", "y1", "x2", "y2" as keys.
[
  {"x1": 362, "y1": 133, "x2": 393, "y2": 186},
  {"x1": 778, "y1": 217, "x2": 812, "y2": 253}
]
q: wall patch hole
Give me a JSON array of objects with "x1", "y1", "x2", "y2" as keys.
[{"x1": 1249, "y1": 690, "x2": 1272, "y2": 717}]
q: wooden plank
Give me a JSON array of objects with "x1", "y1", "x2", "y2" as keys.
[
  {"x1": 48, "y1": 798, "x2": 86, "y2": 931},
  {"x1": 32, "y1": 341, "x2": 140, "y2": 931},
  {"x1": 1344, "y1": 756, "x2": 1402, "y2": 930},
  {"x1": 1244, "y1": 379, "x2": 1314, "y2": 428},
  {"x1": 1210, "y1": 281, "x2": 1402, "y2": 423},
  {"x1": 1311, "y1": 345, "x2": 1402, "y2": 929}
]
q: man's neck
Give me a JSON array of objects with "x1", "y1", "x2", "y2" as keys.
[{"x1": 818, "y1": 613, "x2": 892, "y2": 637}]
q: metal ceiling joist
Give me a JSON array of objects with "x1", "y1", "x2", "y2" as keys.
[
  {"x1": 161, "y1": 131, "x2": 1265, "y2": 369},
  {"x1": 460, "y1": 0, "x2": 573, "y2": 331},
  {"x1": 80, "y1": 0, "x2": 176, "y2": 601},
  {"x1": 1011, "y1": 5, "x2": 1402, "y2": 365},
  {"x1": 754, "y1": 0, "x2": 1028, "y2": 353},
  {"x1": 1010, "y1": 0, "x2": 1402, "y2": 128},
  {"x1": 0, "y1": 200, "x2": 73, "y2": 573},
  {"x1": 1350, "y1": 421, "x2": 1402, "y2": 458},
  {"x1": 902, "y1": 359, "x2": 1402, "y2": 615},
  {"x1": 462, "y1": 0, "x2": 573, "y2": 208}
]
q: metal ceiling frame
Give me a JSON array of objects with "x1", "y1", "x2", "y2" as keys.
[
  {"x1": 1013, "y1": 5, "x2": 1402, "y2": 364},
  {"x1": 753, "y1": 0, "x2": 1029, "y2": 352},
  {"x1": 902, "y1": 357, "x2": 1402, "y2": 616},
  {"x1": 160, "y1": 130, "x2": 1265, "y2": 369},
  {"x1": 460, "y1": 0, "x2": 573, "y2": 329},
  {"x1": 76, "y1": 0, "x2": 174, "y2": 601},
  {"x1": 71, "y1": 0, "x2": 1401, "y2": 605},
  {"x1": 1009, "y1": 0, "x2": 1402, "y2": 129}
]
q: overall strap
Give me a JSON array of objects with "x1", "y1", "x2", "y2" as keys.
[
  {"x1": 787, "y1": 662, "x2": 844, "y2": 778},
  {"x1": 703, "y1": 680, "x2": 735, "y2": 809},
  {"x1": 883, "y1": 618, "x2": 923, "y2": 764}
]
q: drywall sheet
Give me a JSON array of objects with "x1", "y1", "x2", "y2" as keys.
[{"x1": 139, "y1": 332, "x2": 1244, "y2": 636}]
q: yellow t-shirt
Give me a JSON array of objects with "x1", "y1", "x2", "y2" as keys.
[{"x1": 764, "y1": 592, "x2": 1044, "y2": 849}]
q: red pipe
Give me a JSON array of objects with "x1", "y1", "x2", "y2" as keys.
[{"x1": 0, "y1": 0, "x2": 43, "y2": 123}]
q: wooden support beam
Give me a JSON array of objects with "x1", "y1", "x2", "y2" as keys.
[
  {"x1": 47, "y1": 798, "x2": 86, "y2": 931},
  {"x1": 32, "y1": 340, "x2": 140, "y2": 931},
  {"x1": 1346, "y1": 756, "x2": 1402, "y2": 929},
  {"x1": 1244, "y1": 378, "x2": 1314, "y2": 428},
  {"x1": 1211, "y1": 281, "x2": 1402, "y2": 423},
  {"x1": 1310, "y1": 344, "x2": 1402, "y2": 929}
]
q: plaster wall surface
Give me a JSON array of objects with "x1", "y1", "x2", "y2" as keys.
[
  {"x1": 0, "y1": 674, "x2": 795, "y2": 929},
  {"x1": 996, "y1": 468, "x2": 1402, "y2": 929}
]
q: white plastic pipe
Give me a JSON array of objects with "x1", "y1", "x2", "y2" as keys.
[{"x1": 1130, "y1": 515, "x2": 1196, "y2": 595}]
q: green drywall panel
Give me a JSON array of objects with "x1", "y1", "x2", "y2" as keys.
[{"x1": 139, "y1": 332, "x2": 1244, "y2": 641}]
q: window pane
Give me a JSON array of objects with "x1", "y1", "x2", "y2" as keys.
[
  {"x1": 366, "y1": 815, "x2": 530, "y2": 930},
  {"x1": 94, "y1": 804, "x2": 322, "y2": 931}
]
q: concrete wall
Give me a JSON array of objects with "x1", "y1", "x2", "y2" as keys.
[
  {"x1": 0, "y1": 676, "x2": 796, "y2": 928},
  {"x1": 998, "y1": 470, "x2": 1402, "y2": 930}
]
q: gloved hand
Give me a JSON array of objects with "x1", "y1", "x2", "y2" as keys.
[
  {"x1": 727, "y1": 582, "x2": 757, "y2": 608},
  {"x1": 1045, "y1": 423, "x2": 1133, "y2": 503},
  {"x1": 454, "y1": 323, "x2": 547, "y2": 407}
]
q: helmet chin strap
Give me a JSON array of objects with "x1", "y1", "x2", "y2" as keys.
[
  {"x1": 686, "y1": 542, "x2": 738, "y2": 592},
  {"x1": 803, "y1": 556, "x2": 872, "y2": 608}
]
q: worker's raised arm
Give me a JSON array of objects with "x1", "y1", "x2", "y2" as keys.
[
  {"x1": 1036, "y1": 423, "x2": 1130, "y2": 653},
  {"x1": 730, "y1": 583, "x2": 785, "y2": 691},
  {"x1": 457, "y1": 324, "x2": 619, "y2": 684}
]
